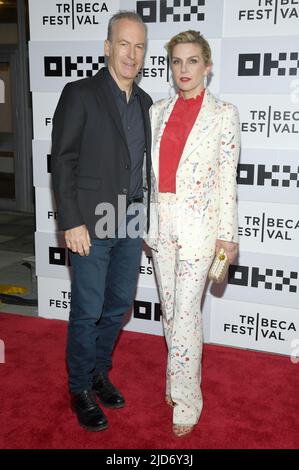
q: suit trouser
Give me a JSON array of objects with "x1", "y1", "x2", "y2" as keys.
[
  {"x1": 152, "y1": 193, "x2": 214, "y2": 425},
  {"x1": 67, "y1": 212, "x2": 143, "y2": 394}
]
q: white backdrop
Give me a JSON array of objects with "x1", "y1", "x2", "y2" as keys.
[{"x1": 28, "y1": 0, "x2": 299, "y2": 357}]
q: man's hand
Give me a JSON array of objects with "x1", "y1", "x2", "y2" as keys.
[
  {"x1": 215, "y1": 239, "x2": 238, "y2": 264},
  {"x1": 65, "y1": 225, "x2": 91, "y2": 256}
]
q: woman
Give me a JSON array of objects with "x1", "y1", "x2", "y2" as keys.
[{"x1": 146, "y1": 31, "x2": 241, "y2": 437}]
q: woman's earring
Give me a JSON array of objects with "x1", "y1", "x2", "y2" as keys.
[{"x1": 203, "y1": 75, "x2": 208, "y2": 88}]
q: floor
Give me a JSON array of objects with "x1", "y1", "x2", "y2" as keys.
[{"x1": 0, "y1": 210, "x2": 37, "y2": 316}]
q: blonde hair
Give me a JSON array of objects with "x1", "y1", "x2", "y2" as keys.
[{"x1": 165, "y1": 30, "x2": 212, "y2": 66}]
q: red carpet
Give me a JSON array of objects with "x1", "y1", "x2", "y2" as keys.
[{"x1": 0, "y1": 312, "x2": 298, "y2": 449}]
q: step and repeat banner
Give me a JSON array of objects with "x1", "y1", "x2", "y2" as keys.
[{"x1": 28, "y1": 0, "x2": 299, "y2": 357}]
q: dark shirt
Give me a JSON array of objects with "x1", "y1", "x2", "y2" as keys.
[{"x1": 104, "y1": 67, "x2": 145, "y2": 199}]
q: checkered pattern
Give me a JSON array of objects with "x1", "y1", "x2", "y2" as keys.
[
  {"x1": 229, "y1": 266, "x2": 298, "y2": 293},
  {"x1": 282, "y1": 165, "x2": 299, "y2": 187},
  {"x1": 251, "y1": 267, "x2": 298, "y2": 292},
  {"x1": 65, "y1": 56, "x2": 105, "y2": 77},
  {"x1": 265, "y1": 52, "x2": 299, "y2": 76},
  {"x1": 137, "y1": 0, "x2": 205, "y2": 23},
  {"x1": 290, "y1": 52, "x2": 299, "y2": 75},
  {"x1": 258, "y1": 165, "x2": 299, "y2": 187},
  {"x1": 275, "y1": 270, "x2": 298, "y2": 293}
]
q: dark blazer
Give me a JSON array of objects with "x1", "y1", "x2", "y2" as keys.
[{"x1": 51, "y1": 68, "x2": 152, "y2": 238}]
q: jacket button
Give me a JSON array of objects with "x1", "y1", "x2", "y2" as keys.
[{"x1": 125, "y1": 164, "x2": 130, "y2": 170}]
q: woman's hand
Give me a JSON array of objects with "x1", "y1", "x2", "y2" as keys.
[{"x1": 215, "y1": 239, "x2": 238, "y2": 264}]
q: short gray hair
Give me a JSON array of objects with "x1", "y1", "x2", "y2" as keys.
[{"x1": 107, "y1": 11, "x2": 146, "y2": 41}]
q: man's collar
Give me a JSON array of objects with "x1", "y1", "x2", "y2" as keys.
[{"x1": 104, "y1": 67, "x2": 139, "y2": 100}]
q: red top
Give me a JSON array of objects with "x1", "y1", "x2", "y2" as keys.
[{"x1": 159, "y1": 89, "x2": 205, "y2": 193}]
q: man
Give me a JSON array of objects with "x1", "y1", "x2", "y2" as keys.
[{"x1": 51, "y1": 11, "x2": 152, "y2": 432}]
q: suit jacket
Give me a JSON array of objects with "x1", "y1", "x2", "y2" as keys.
[
  {"x1": 145, "y1": 88, "x2": 241, "y2": 259},
  {"x1": 51, "y1": 68, "x2": 152, "y2": 238}
]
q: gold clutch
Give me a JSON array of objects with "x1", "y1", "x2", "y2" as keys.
[{"x1": 208, "y1": 248, "x2": 229, "y2": 283}]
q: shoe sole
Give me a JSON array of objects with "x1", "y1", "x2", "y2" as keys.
[
  {"x1": 72, "y1": 409, "x2": 109, "y2": 432},
  {"x1": 97, "y1": 398, "x2": 125, "y2": 409},
  {"x1": 77, "y1": 420, "x2": 109, "y2": 432}
]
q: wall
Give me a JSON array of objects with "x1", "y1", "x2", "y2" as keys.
[{"x1": 28, "y1": 0, "x2": 299, "y2": 356}]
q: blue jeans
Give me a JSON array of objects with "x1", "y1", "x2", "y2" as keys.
[{"x1": 67, "y1": 215, "x2": 143, "y2": 394}]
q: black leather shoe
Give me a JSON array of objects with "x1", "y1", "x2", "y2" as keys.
[
  {"x1": 72, "y1": 390, "x2": 108, "y2": 431},
  {"x1": 93, "y1": 373, "x2": 125, "y2": 409}
]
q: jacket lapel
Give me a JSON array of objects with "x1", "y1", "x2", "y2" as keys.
[
  {"x1": 138, "y1": 91, "x2": 152, "y2": 191},
  {"x1": 93, "y1": 69, "x2": 129, "y2": 148},
  {"x1": 178, "y1": 88, "x2": 219, "y2": 168}
]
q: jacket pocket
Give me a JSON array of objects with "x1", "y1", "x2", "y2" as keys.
[{"x1": 77, "y1": 176, "x2": 102, "y2": 191}]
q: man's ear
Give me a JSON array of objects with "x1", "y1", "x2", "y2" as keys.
[{"x1": 104, "y1": 39, "x2": 110, "y2": 57}]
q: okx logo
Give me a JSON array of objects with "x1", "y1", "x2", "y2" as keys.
[
  {"x1": 229, "y1": 265, "x2": 298, "y2": 292},
  {"x1": 44, "y1": 55, "x2": 105, "y2": 78},
  {"x1": 137, "y1": 0, "x2": 206, "y2": 23},
  {"x1": 238, "y1": 52, "x2": 299, "y2": 77},
  {"x1": 237, "y1": 163, "x2": 299, "y2": 187}
]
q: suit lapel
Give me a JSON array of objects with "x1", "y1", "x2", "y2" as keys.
[
  {"x1": 178, "y1": 88, "x2": 219, "y2": 168},
  {"x1": 138, "y1": 90, "x2": 151, "y2": 154},
  {"x1": 138, "y1": 91, "x2": 152, "y2": 191},
  {"x1": 93, "y1": 69, "x2": 129, "y2": 148}
]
